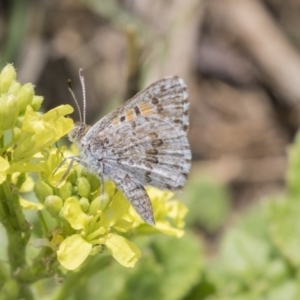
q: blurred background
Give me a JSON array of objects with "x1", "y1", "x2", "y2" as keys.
[{"x1": 3, "y1": 0, "x2": 300, "y2": 299}]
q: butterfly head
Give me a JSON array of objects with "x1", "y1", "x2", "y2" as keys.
[{"x1": 68, "y1": 122, "x2": 90, "y2": 143}]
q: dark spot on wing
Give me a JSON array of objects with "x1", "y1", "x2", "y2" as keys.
[
  {"x1": 157, "y1": 104, "x2": 164, "y2": 113},
  {"x1": 151, "y1": 139, "x2": 163, "y2": 148},
  {"x1": 124, "y1": 173, "x2": 131, "y2": 182},
  {"x1": 149, "y1": 132, "x2": 158, "y2": 139},
  {"x1": 165, "y1": 184, "x2": 172, "y2": 190},
  {"x1": 146, "y1": 149, "x2": 158, "y2": 155},
  {"x1": 144, "y1": 162, "x2": 153, "y2": 170},
  {"x1": 152, "y1": 97, "x2": 159, "y2": 104},
  {"x1": 145, "y1": 171, "x2": 152, "y2": 183},
  {"x1": 147, "y1": 156, "x2": 159, "y2": 164},
  {"x1": 182, "y1": 172, "x2": 188, "y2": 179},
  {"x1": 134, "y1": 106, "x2": 141, "y2": 115}
]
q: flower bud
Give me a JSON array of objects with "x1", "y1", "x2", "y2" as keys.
[
  {"x1": 8, "y1": 80, "x2": 21, "y2": 95},
  {"x1": 59, "y1": 181, "x2": 73, "y2": 200},
  {"x1": 99, "y1": 194, "x2": 111, "y2": 211},
  {"x1": 77, "y1": 177, "x2": 91, "y2": 198},
  {"x1": 82, "y1": 171, "x2": 100, "y2": 192},
  {"x1": 34, "y1": 181, "x2": 53, "y2": 204},
  {"x1": 79, "y1": 197, "x2": 90, "y2": 213},
  {"x1": 89, "y1": 197, "x2": 102, "y2": 215},
  {"x1": 0, "y1": 64, "x2": 16, "y2": 93},
  {"x1": 0, "y1": 94, "x2": 19, "y2": 130},
  {"x1": 72, "y1": 186, "x2": 78, "y2": 194},
  {"x1": 90, "y1": 245, "x2": 103, "y2": 255},
  {"x1": 31, "y1": 95, "x2": 43, "y2": 111},
  {"x1": 13, "y1": 127, "x2": 21, "y2": 140},
  {"x1": 17, "y1": 83, "x2": 34, "y2": 114},
  {"x1": 67, "y1": 169, "x2": 77, "y2": 185},
  {"x1": 44, "y1": 195, "x2": 63, "y2": 218},
  {"x1": 1, "y1": 278, "x2": 19, "y2": 300}
]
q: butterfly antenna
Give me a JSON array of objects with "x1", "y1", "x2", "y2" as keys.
[
  {"x1": 79, "y1": 68, "x2": 86, "y2": 124},
  {"x1": 68, "y1": 78, "x2": 83, "y2": 123}
]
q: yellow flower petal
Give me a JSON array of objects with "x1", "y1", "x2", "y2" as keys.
[
  {"x1": 57, "y1": 234, "x2": 92, "y2": 270},
  {"x1": 154, "y1": 221, "x2": 185, "y2": 238},
  {"x1": 19, "y1": 197, "x2": 43, "y2": 210},
  {"x1": 62, "y1": 197, "x2": 88, "y2": 230},
  {"x1": 105, "y1": 233, "x2": 141, "y2": 268},
  {"x1": 13, "y1": 105, "x2": 73, "y2": 161},
  {"x1": 0, "y1": 157, "x2": 9, "y2": 184},
  {"x1": 9, "y1": 160, "x2": 45, "y2": 173},
  {"x1": 43, "y1": 105, "x2": 73, "y2": 122},
  {"x1": 146, "y1": 186, "x2": 174, "y2": 202},
  {"x1": 100, "y1": 191, "x2": 130, "y2": 227}
]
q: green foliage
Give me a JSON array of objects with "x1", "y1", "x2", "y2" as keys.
[
  {"x1": 185, "y1": 132, "x2": 300, "y2": 300},
  {"x1": 183, "y1": 175, "x2": 231, "y2": 233},
  {"x1": 83, "y1": 234, "x2": 202, "y2": 300}
]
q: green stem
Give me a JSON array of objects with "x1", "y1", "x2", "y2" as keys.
[
  {"x1": 0, "y1": 261, "x2": 9, "y2": 282},
  {"x1": 18, "y1": 285, "x2": 34, "y2": 300},
  {"x1": 0, "y1": 177, "x2": 32, "y2": 297},
  {"x1": 1, "y1": 178, "x2": 29, "y2": 233},
  {"x1": 37, "y1": 211, "x2": 49, "y2": 236},
  {"x1": 0, "y1": 186, "x2": 27, "y2": 271},
  {"x1": 15, "y1": 247, "x2": 58, "y2": 284},
  {"x1": 0, "y1": 136, "x2": 15, "y2": 156},
  {"x1": 52, "y1": 254, "x2": 112, "y2": 300},
  {"x1": 0, "y1": 133, "x2": 3, "y2": 148}
]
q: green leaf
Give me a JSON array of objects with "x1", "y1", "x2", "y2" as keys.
[
  {"x1": 119, "y1": 233, "x2": 203, "y2": 300},
  {"x1": 267, "y1": 197, "x2": 300, "y2": 267},
  {"x1": 265, "y1": 280, "x2": 300, "y2": 300},
  {"x1": 220, "y1": 229, "x2": 271, "y2": 282},
  {"x1": 183, "y1": 175, "x2": 231, "y2": 232}
]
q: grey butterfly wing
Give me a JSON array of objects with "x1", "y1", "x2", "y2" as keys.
[
  {"x1": 101, "y1": 116, "x2": 191, "y2": 190},
  {"x1": 84, "y1": 76, "x2": 189, "y2": 136},
  {"x1": 103, "y1": 165, "x2": 155, "y2": 225},
  {"x1": 82, "y1": 76, "x2": 190, "y2": 225}
]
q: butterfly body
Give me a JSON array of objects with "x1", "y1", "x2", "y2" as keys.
[{"x1": 68, "y1": 76, "x2": 191, "y2": 225}]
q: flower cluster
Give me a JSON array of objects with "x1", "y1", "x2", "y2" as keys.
[
  {"x1": 0, "y1": 64, "x2": 74, "y2": 185},
  {"x1": 0, "y1": 64, "x2": 188, "y2": 273},
  {"x1": 35, "y1": 163, "x2": 188, "y2": 270}
]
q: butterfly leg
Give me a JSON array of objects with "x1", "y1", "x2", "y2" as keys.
[
  {"x1": 54, "y1": 156, "x2": 89, "y2": 186},
  {"x1": 100, "y1": 173, "x2": 104, "y2": 196}
]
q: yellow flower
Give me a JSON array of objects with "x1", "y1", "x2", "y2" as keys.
[
  {"x1": 12, "y1": 105, "x2": 73, "y2": 161},
  {"x1": 129, "y1": 187, "x2": 188, "y2": 237},
  {"x1": 57, "y1": 191, "x2": 141, "y2": 270}
]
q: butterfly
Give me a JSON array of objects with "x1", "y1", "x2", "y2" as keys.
[{"x1": 67, "y1": 70, "x2": 191, "y2": 225}]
